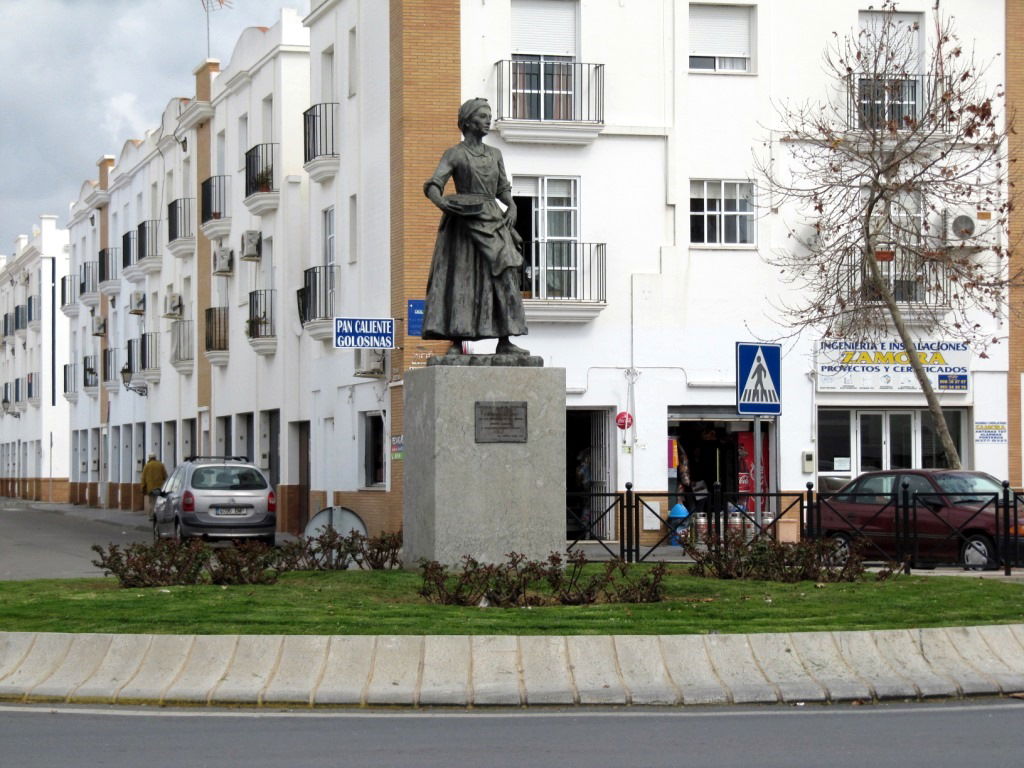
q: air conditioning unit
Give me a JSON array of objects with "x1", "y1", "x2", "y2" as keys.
[
  {"x1": 129, "y1": 291, "x2": 146, "y2": 315},
  {"x1": 354, "y1": 348, "x2": 386, "y2": 378},
  {"x1": 945, "y1": 207, "x2": 999, "y2": 249},
  {"x1": 91, "y1": 315, "x2": 106, "y2": 336},
  {"x1": 163, "y1": 292, "x2": 183, "y2": 318},
  {"x1": 213, "y1": 247, "x2": 234, "y2": 275},
  {"x1": 240, "y1": 230, "x2": 262, "y2": 261}
]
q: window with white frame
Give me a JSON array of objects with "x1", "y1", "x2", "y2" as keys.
[
  {"x1": 510, "y1": 0, "x2": 578, "y2": 120},
  {"x1": 362, "y1": 411, "x2": 385, "y2": 487},
  {"x1": 688, "y1": 4, "x2": 753, "y2": 73},
  {"x1": 512, "y1": 176, "x2": 580, "y2": 299},
  {"x1": 689, "y1": 180, "x2": 755, "y2": 245}
]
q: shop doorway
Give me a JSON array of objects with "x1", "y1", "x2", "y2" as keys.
[
  {"x1": 668, "y1": 419, "x2": 772, "y2": 507},
  {"x1": 566, "y1": 409, "x2": 614, "y2": 539}
]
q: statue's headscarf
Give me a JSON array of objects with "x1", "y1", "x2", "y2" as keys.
[{"x1": 458, "y1": 98, "x2": 490, "y2": 133}]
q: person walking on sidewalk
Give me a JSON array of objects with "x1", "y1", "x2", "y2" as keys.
[{"x1": 141, "y1": 454, "x2": 167, "y2": 516}]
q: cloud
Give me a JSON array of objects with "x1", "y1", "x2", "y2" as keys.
[{"x1": 0, "y1": 0, "x2": 308, "y2": 252}]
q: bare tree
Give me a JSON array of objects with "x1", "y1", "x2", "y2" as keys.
[{"x1": 756, "y1": 1, "x2": 1015, "y2": 469}]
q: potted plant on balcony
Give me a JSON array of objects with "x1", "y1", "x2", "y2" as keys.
[{"x1": 254, "y1": 168, "x2": 273, "y2": 193}]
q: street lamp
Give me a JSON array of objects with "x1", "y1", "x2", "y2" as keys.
[
  {"x1": 119, "y1": 363, "x2": 148, "y2": 396},
  {"x1": 1, "y1": 396, "x2": 20, "y2": 418}
]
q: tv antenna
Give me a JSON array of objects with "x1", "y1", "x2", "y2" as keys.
[{"x1": 200, "y1": 0, "x2": 233, "y2": 59}]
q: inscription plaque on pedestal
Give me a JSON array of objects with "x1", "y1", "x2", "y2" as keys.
[{"x1": 475, "y1": 401, "x2": 527, "y2": 443}]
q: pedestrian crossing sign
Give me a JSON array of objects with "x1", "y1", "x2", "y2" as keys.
[{"x1": 736, "y1": 343, "x2": 781, "y2": 415}]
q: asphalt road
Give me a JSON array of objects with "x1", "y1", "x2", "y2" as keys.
[
  {"x1": 0, "y1": 699, "x2": 1021, "y2": 768},
  {"x1": 0, "y1": 499, "x2": 149, "y2": 580}
]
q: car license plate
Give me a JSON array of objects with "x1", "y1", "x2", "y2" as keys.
[{"x1": 213, "y1": 507, "x2": 249, "y2": 517}]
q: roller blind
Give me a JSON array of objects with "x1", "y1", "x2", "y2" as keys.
[
  {"x1": 511, "y1": 0, "x2": 578, "y2": 57},
  {"x1": 689, "y1": 4, "x2": 751, "y2": 58}
]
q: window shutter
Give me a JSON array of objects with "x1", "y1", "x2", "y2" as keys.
[
  {"x1": 512, "y1": 176, "x2": 539, "y2": 198},
  {"x1": 511, "y1": 0, "x2": 578, "y2": 57},
  {"x1": 689, "y1": 5, "x2": 751, "y2": 58}
]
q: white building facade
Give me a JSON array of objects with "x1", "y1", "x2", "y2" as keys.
[
  {"x1": 11, "y1": 1, "x2": 1009, "y2": 542},
  {"x1": 0, "y1": 215, "x2": 71, "y2": 501}
]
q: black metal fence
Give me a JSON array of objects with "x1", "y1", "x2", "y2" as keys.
[
  {"x1": 137, "y1": 220, "x2": 161, "y2": 261},
  {"x1": 297, "y1": 265, "x2": 337, "y2": 323},
  {"x1": 170, "y1": 319, "x2": 193, "y2": 363},
  {"x1": 27, "y1": 295, "x2": 40, "y2": 324},
  {"x1": 521, "y1": 241, "x2": 606, "y2": 302},
  {"x1": 201, "y1": 176, "x2": 230, "y2": 223},
  {"x1": 245, "y1": 143, "x2": 278, "y2": 197},
  {"x1": 122, "y1": 231, "x2": 138, "y2": 269},
  {"x1": 247, "y1": 289, "x2": 275, "y2": 338},
  {"x1": 60, "y1": 276, "x2": 77, "y2": 308},
  {"x1": 168, "y1": 197, "x2": 195, "y2": 243},
  {"x1": 63, "y1": 363, "x2": 77, "y2": 395},
  {"x1": 14, "y1": 304, "x2": 27, "y2": 332},
  {"x1": 82, "y1": 355, "x2": 98, "y2": 388},
  {"x1": 847, "y1": 74, "x2": 950, "y2": 131},
  {"x1": 205, "y1": 307, "x2": 229, "y2": 352},
  {"x1": 566, "y1": 481, "x2": 1022, "y2": 573},
  {"x1": 495, "y1": 59, "x2": 604, "y2": 123},
  {"x1": 102, "y1": 348, "x2": 119, "y2": 385},
  {"x1": 79, "y1": 261, "x2": 99, "y2": 295},
  {"x1": 142, "y1": 332, "x2": 160, "y2": 371},
  {"x1": 99, "y1": 247, "x2": 120, "y2": 283},
  {"x1": 304, "y1": 103, "x2": 339, "y2": 163}
]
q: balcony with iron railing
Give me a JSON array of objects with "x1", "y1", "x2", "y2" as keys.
[
  {"x1": 170, "y1": 318, "x2": 194, "y2": 375},
  {"x1": 98, "y1": 247, "x2": 120, "y2": 295},
  {"x1": 13, "y1": 304, "x2": 27, "y2": 338},
  {"x1": 204, "y1": 306, "x2": 229, "y2": 366},
  {"x1": 79, "y1": 260, "x2": 100, "y2": 308},
  {"x1": 82, "y1": 354, "x2": 99, "y2": 395},
  {"x1": 246, "y1": 289, "x2": 276, "y2": 355},
  {"x1": 63, "y1": 362, "x2": 78, "y2": 402},
  {"x1": 200, "y1": 175, "x2": 231, "y2": 240},
  {"x1": 27, "y1": 371, "x2": 41, "y2": 405},
  {"x1": 124, "y1": 337, "x2": 148, "y2": 395},
  {"x1": 102, "y1": 347, "x2": 120, "y2": 393},
  {"x1": 845, "y1": 247, "x2": 951, "y2": 317},
  {"x1": 847, "y1": 74, "x2": 951, "y2": 133},
  {"x1": 167, "y1": 197, "x2": 195, "y2": 259},
  {"x1": 1, "y1": 312, "x2": 12, "y2": 339},
  {"x1": 141, "y1": 331, "x2": 160, "y2": 384},
  {"x1": 494, "y1": 58, "x2": 605, "y2": 144},
  {"x1": 303, "y1": 103, "x2": 339, "y2": 182},
  {"x1": 60, "y1": 275, "x2": 79, "y2": 317},
  {"x1": 136, "y1": 219, "x2": 162, "y2": 276},
  {"x1": 121, "y1": 230, "x2": 141, "y2": 281},
  {"x1": 296, "y1": 265, "x2": 338, "y2": 341},
  {"x1": 27, "y1": 294, "x2": 41, "y2": 331},
  {"x1": 244, "y1": 143, "x2": 279, "y2": 215},
  {"x1": 520, "y1": 241, "x2": 607, "y2": 323}
]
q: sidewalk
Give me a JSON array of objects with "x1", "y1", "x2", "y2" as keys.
[{"x1": 26, "y1": 499, "x2": 152, "y2": 534}]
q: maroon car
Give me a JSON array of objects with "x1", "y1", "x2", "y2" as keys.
[{"x1": 819, "y1": 469, "x2": 1019, "y2": 569}]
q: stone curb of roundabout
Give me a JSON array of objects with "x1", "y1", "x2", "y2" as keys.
[{"x1": 1, "y1": 626, "x2": 1023, "y2": 708}]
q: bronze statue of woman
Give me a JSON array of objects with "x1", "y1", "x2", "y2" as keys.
[{"x1": 422, "y1": 98, "x2": 529, "y2": 356}]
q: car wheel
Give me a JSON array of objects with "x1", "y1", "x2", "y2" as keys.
[
  {"x1": 152, "y1": 516, "x2": 161, "y2": 542},
  {"x1": 173, "y1": 518, "x2": 185, "y2": 544},
  {"x1": 961, "y1": 534, "x2": 995, "y2": 571},
  {"x1": 261, "y1": 533, "x2": 276, "y2": 547},
  {"x1": 827, "y1": 532, "x2": 852, "y2": 566}
]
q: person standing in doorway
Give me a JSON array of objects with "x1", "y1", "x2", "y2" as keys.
[{"x1": 141, "y1": 454, "x2": 167, "y2": 516}]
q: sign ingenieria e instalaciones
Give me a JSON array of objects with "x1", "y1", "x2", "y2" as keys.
[{"x1": 816, "y1": 339, "x2": 970, "y2": 392}]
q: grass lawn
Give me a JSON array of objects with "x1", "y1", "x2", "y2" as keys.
[{"x1": 1, "y1": 566, "x2": 1022, "y2": 635}]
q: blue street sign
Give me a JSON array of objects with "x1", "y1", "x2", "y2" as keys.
[
  {"x1": 334, "y1": 317, "x2": 395, "y2": 349},
  {"x1": 407, "y1": 299, "x2": 425, "y2": 337},
  {"x1": 736, "y1": 343, "x2": 781, "y2": 415}
]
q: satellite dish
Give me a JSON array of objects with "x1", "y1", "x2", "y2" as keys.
[
  {"x1": 303, "y1": 506, "x2": 367, "y2": 539},
  {"x1": 951, "y1": 214, "x2": 975, "y2": 239}
]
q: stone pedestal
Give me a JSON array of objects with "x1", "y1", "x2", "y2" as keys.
[{"x1": 403, "y1": 365, "x2": 566, "y2": 566}]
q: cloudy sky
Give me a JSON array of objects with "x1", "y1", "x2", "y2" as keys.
[{"x1": 0, "y1": 0, "x2": 309, "y2": 254}]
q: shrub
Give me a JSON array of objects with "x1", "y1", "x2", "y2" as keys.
[
  {"x1": 351, "y1": 530, "x2": 403, "y2": 570},
  {"x1": 207, "y1": 540, "x2": 281, "y2": 585},
  {"x1": 276, "y1": 526, "x2": 359, "y2": 571},
  {"x1": 91, "y1": 539, "x2": 211, "y2": 588},
  {"x1": 683, "y1": 532, "x2": 874, "y2": 582},
  {"x1": 419, "y1": 551, "x2": 668, "y2": 606}
]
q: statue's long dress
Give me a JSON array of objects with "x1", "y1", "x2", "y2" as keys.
[{"x1": 422, "y1": 142, "x2": 527, "y2": 342}]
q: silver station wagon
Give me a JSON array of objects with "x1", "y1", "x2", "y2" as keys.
[{"x1": 152, "y1": 456, "x2": 277, "y2": 544}]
